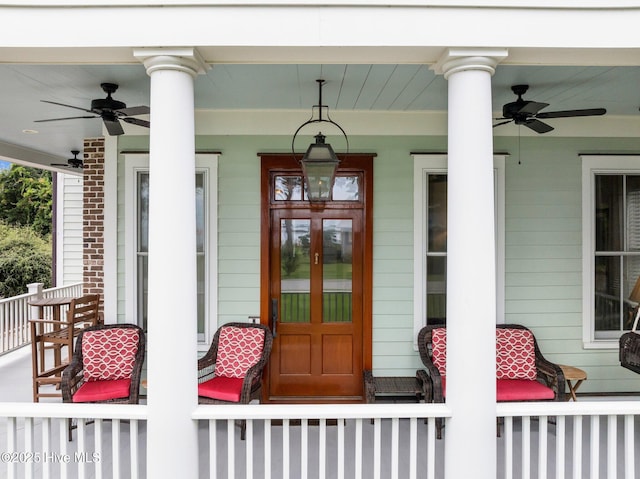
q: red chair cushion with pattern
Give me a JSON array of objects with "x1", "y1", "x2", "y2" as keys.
[
  {"x1": 431, "y1": 328, "x2": 447, "y2": 377},
  {"x1": 198, "y1": 376, "x2": 245, "y2": 402},
  {"x1": 495, "y1": 329, "x2": 537, "y2": 380},
  {"x1": 72, "y1": 379, "x2": 131, "y2": 403},
  {"x1": 214, "y1": 326, "x2": 265, "y2": 379},
  {"x1": 82, "y1": 329, "x2": 140, "y2": 382},
  {"x1": 441, "y1": 378, "x2": 554, "y2": 401},
  {"x1": 496, "y1": 379, "x2": 555, "y2": 401}
]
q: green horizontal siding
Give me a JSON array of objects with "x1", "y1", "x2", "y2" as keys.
[{"x1": 112, "y1": 134, "x2": 640, "y2": 392}]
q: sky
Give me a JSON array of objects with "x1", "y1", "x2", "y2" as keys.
[{"x1": 0, "y1": 161, "x2": 10, "y2": 170}]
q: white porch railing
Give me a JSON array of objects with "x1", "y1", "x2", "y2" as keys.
[
  {"x1": 2, "y1": 400, "x2": 640, "y2": 479},
  {"x1": 498, "y1": 401, "x2": 640, "y2": 479},
  {"x1": 0, "y1": 402, "x2": 146, "y2": 479},
  {"x1": 192, "y1": 403, "x2": 450, "y2": 479},
  {"x1": 0, "y1": 282, "x2": 83, "y2": 356}
]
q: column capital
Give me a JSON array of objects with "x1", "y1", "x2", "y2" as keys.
[
  {"x1": 431, "y1": 48, "x2": 508, "y2": 79},
  {"x1": 133, "y1": 47, "x2": 210, "y2": 78}
]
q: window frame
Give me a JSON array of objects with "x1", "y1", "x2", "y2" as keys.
[
  {"x1": 412, "y1": 154, "x2": 505, "y2": 348},
  {"x1": 581, "y1": 155, "x2": 640, "y2": 349},
  {"x1": 125, "y1": 153, "x2": 218, "y2": 349}
]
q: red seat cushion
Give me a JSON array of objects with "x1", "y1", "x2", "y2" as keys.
[
  {"x1": 439, "y1": 378, "x2": 554, "y2": 401},
  {"x1": 496, "y1": 379, "x2": 555, "y2": 401},
  {"x1": 72, "y1": 379, "x2": 131, "y2": 403},
  {"x1": 198, "y1": 376, "x2": 245, "y2": 402}
]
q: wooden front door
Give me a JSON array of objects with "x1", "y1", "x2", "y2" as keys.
[{"x1": 260, "y1": 154, "x2": 373, "y2": 402}]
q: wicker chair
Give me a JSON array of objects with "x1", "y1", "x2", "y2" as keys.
[
  {"x1": 62, "y1": 323, "x2": 146, "y2": 439},
  {"x1": 197, "y1": 322, "x2": 273, "y2": 439},
  {"x1": 417, "y1": 323, "x2": 565, "y2": 439},
  {"x1": 620, "y1": 331, "x2": 640, "y2": 374}
]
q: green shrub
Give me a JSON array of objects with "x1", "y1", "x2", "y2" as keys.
[{"x1": 0, "y1": 222, "x2": 51, "y2": 298}]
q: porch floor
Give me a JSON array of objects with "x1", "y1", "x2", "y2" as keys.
[{"x1": 2, "y1": 346, "x2": 640, "y2": 478}]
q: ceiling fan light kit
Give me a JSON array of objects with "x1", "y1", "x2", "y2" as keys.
[
  {"x1": 51, "y1": 149, "x2": 85, "y2": 169},
  {"x1": 35, "y1": 83, "x2": 150, "y2": 136},
  {"x1": 494, "y1": 84, "x2": 606, "y2": 134}
]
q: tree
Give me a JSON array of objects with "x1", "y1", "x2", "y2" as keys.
[
  {"x1": 0, "y1": 164, "x2": 52, "y2": 236},
  {"x1": 0, "y1": 222, "x2": 52, "y2": 298}
]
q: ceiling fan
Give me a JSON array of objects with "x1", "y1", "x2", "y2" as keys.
[
  {"x1": 493, "y1": 84, "x2": 606, "y2": 134},
  {"x1": 51, "y1": 150, "x2": 85, "y2": 169},
  {"x1": 35, "y1": 83, "x2": 150, "y2": 136}
]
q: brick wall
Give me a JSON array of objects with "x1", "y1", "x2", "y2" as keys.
[{"x1": 82, "y1": 138, "x2": 105, "y2": 307}]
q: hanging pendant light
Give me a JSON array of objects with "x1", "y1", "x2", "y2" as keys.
[{"x1": 292, "y1": 79, "x2": 349, "y2": 202}]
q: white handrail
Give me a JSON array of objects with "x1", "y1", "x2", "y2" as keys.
[{"x1": 0, "y1": 282, "x2": 82, "y2": 355}]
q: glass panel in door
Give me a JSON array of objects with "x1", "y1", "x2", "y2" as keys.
[
  {"x1": 323, "y1": 219, "x2": 352, "y2": 323},
  {"x1": 280, "y1": 219, "x2": 311, "y2": 324}
]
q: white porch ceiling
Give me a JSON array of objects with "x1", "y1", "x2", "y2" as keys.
[{"x1": 1, "y1": 63, "x2": 640, "y2": 168}]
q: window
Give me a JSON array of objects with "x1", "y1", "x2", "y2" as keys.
[
  {"x1": 273, "y1": 174, "x2": 361, "y2": 202},
  {"x1": 582, "y1": 155, "x2": 640, "y2": 347},
  {"x1": 413, "y1": 154, "x2": 505, "y2": 346},
  {"x1": 125, "y1": 153, "x2": 218, "y2": 346}
]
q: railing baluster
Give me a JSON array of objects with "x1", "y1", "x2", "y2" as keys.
[
  {"x1": 209, "y1": 419, "x2": 217, "y2": 479},
  {"x1": 24, "y1": 417, "x2": 33, "y2": 479},
  {"x1": 227, "y1": 419, "x2": 234, "y2": 479},
  {"x1": 409, "y1": 417, "x2": 417, "y2": 479},
  {"x1": 624, "y1": 414, "x2": 634, "y2": 479},
  {"x1": 246, "y1": 419, "x2": 253, "y2": 479},
  {"x1": 112, "y1": 418, "x2": 121, "y2": 479},
  {"x1": 130, "y1": 419, "x2": 139, "y2": 479},
  {"x1": 573, "y1": 415, "x2": 582, "y2": 479},
  {"x1": 522, "y1": 416, "x2": 530, "y2": 479},
  {"x1": 42, "y1": 417, "x2": 51, "y2": 479},
  {"x1": 78, "y1": 419, "x2": 86, "y2": 479},
  {"x1": 283, "y1": 418, "x2": 289, "y2": 479},
  {"x1": 504, "y1": 416, "x2": 513, "y2": 479},
  {"x1": 427, "y1": 417, "x2": 436, "y2": 479},
  {"x1": 301, "y1": 418, "x2": 308, "y2": 479},
  {"x1": 319, "y1": 418, "x2": 326, "y2": 479},
  {"x1": 590, "y1": 415, "x2": 599, "y2": 478},
  {"x1": 373, "y1": 418, "x2": 381, "y2": 479},
  {"x1": 607, "y1": 415, "x2": 616, "y2": 479},
  {"x1": 391, "y1": 417, "x2": 399, "y2": 478},
  {"x1": 264, "y1": 419, "x2": 271, "y2": 479},
  {"x1": 338, "y1": 417, "x2": 345, "y2": 479},
  {"x1": 95, "y1": 419, "x2": 103, "y2": 479},
  {"x1": 538, "y1": 415, "x2": 548, "y2": 479},
  {"x1": 556, "y1": 416, "x2": 566, "y2": 479},
  {"x1": 355, "y1": 418, "x2": 363, "y2": 479},
  {"x1": 59, "y1": 417, "x2": 68, "y2": 479}
]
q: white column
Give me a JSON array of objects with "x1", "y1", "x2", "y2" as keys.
[
  {"x1": 433, "y1": 48, "x2": 507, "y2": 479},
  {"x1": 134, "y1": 48, "x2": 208, "y2": 479}
]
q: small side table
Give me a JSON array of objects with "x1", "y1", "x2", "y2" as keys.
[
  {"x1": 559, "y1": 364, "x2": 587, "y2": 401},
  {"x1": 363, "y1": 370, "x2": 423, "y2": 403}
]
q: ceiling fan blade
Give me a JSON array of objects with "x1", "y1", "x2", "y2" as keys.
[
  {"x1": 536, "y1": 108, "x2": 606, "y2": 119},
  {"x1": 524, "y1": 119, "x2": 554, "y2": 134},
  {"x1": 41, "y1": 99, "x2": 94, "y2": 114},
  {"x1": 117, "y1": 105, "x2": 150, "y2": 116},
  {"x1": 103, "y1": 118, "x2": 125, "y2": 136},
  {"x1": 34, "y1": 115, "x2": 98, "y2": 123},
  {"x1": 122, "y1": 117, "x2": 150, "y2": 128},
  {"x1": 517, "y1": 101, "x2": 549, "y2": 116},
  {"x1": 493, "y1": 119, "x2": 513, "y2": 128}
]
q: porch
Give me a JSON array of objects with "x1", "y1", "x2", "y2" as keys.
[{"x1": 2, "y1": 347, "x2": 640, "y2": 479}]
